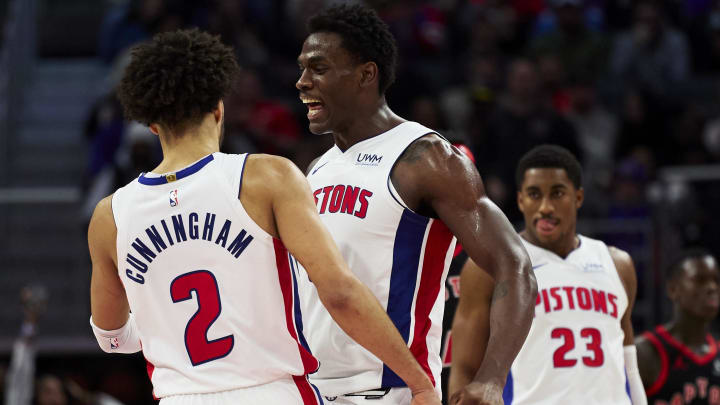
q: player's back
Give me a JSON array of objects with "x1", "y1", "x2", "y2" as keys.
[
  {"x1": 504, "y1": 235, "x2": 631, "y2": 405},
  {"x1": 111, "y1": 152, "x2": 318, "y2": 398}
]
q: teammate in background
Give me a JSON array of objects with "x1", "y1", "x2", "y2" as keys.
[
  {"x1": 88, "y1": 29, "x2": 440, "y2": 405},
  {"x1": 295, "y1": 5, "x2": 536, "y2": 404},
  {"x1": 450, "y1": 145, "x2": 646, "y2": 405},
  {"x1": 636, "y1": 249, "x2": 720, "y2": 404}
]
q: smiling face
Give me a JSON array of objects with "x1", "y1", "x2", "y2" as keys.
[
  {"x1": 296, "y1": 32, "x2": 364, "y2": 135},
  {"x1": 669, "y1": 255, "x2": 720, "y2": 321},
  {"x1": 518, "y1": 168, "x2": 583, "y2": 252}
]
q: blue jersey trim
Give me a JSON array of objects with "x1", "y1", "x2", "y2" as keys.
[
  {"x1": 625, "y1": 370, "x2": 631, "y2": 401},
  {"x1": 138, "y1": 154, "x2": 214, "y2": 185},
  {"x1": 238, "y1": 153, "x2": 250, "y2": 197},
  {"x1": 289, "y1": 254, "x2": 315, "y2": 368},
  {"x1": 381, "y1": 209, "x2": 429, "y2": 387},
  {"x1": 503, "y1": 370, "x2": 513, "y2": 404}
]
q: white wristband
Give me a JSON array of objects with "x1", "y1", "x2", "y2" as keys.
[
  {"x1": 90, "y1": 313, "x2": 142, "y2": 354},
  {"x1": 624, "y1": 345, "x2": 647, "y2": 405}
]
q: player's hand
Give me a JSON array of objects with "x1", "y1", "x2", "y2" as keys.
[
  {"x1": 449, "y1": 381, "x2": 504, "y2": 405},
  {"x1": 410, "y1": 389, "x2": 441, "y2": 405}
]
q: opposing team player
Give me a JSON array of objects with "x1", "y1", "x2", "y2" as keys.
[
  {"x1": 636, "y1": 249, "x2": 720, "y2": 404},
  {"x1": 87, "y1": 29, "x2": 440, "y2": 405},
  {"x1": 295, "y1": 4, "x2": 536, "y2": 404},
  {"x1": 449, "y1": 145, "x2": 647, "y2": 404}
]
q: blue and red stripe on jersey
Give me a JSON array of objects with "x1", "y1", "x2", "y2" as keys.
[
  {"x1": 382, "y1": 209, "x2": 454, "y2": 387},
  {"x1": 273, "y1": 239, "x2": 320, "y2": 375}
]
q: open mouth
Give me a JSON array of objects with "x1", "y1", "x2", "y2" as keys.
[{"x1": 300, "y1": 96, "x2": 325, "y2": 121}]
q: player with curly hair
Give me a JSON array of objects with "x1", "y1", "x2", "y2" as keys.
[
  {"x1": 88, "y1": 28, "x2": 440, "y2": 405},
  {"x1": 295, "y1": 4, "x2": 536, "y2": 405}
]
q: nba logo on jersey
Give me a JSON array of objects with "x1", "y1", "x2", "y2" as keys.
[
  {"x1": 109, "y1": 337, "x2": 119, "y2": 350},
  {"x1": 169, "y1": 189, "x2": 179, "y2": 207}
]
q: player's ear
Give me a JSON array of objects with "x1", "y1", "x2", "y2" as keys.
[
  {"x1": 149, "y1": 124, "x2": 160, "y2": 136},
  {"x1": 358, "y1": 62, "x2": 378, "y2": 89},
  {"x1": 214, "y1": 100, "x2": 224, "y2": 124},
  {"x1": 575, "y1": 187, "x2": 584, "y2": 209},
  {"x1": 517, "y1": 190, "x2": 526, "y2": 214}
]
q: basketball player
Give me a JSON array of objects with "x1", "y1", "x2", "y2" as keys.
[
  {"x1": 295, "y1": 5, "x2": 537, "y2": 404},
  {"x1": 449, "y1": 145, "x2": 647, "y2": 404},
  {"x1": 87, "y1": 29, "x2": 441, "y2": 405},
  {"x1": 636, "y1": 249, "x2": 720, "y2": 404}
]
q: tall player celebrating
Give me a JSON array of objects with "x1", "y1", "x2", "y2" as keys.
[
  {"x1": 295, "y1": 4, "x2": 536, "y2": 404},
  {"x1": 450, "y1": 145, "x2": 647, "y2": 405},
  {"x1": 88, "y1": 29, "x2": 441, "y2": 405}
]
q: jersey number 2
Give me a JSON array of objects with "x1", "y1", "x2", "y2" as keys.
[
  {"x1": 171, "y1": 270, "x2": 234, "y2": 366},
  {"x1": 551, "y1": 327, "x2": 604, "y2": 368}
]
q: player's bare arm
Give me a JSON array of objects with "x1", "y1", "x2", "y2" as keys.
[
  {"x1": 448, "y1": 258, "x2": 495, "y2": 398},
  {"x1": 391, "y1": 134, "x2": 537, "y2": 400},
  {"x1": 88, "y1": 195, "x2": 142, "y2": 354},
  {"x1": 634, "y1": 334, "x2": 661, "y2": 388},
  {"x1": 242, "y1": 154, "x2": 439, "y2": 403},
  {"x1": 89, "y1": 195, "x2": 129, "y2": 330},
  {"x1": 610, "y1": 246, "x2": 648, "y2": 405}
]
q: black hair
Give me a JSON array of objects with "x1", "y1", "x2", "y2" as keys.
[
  {"x1": 515, "y1": 144, "x2": 583, "y2": 189},
  {"x1": 666, "y1": 247, "x2": 715, "y2": 281},
  {"x1": 307, "y1": 4, "x2": 398, "y2": 95},
  {"x1": 117, "y1": 28, "x2": 239, "y2": 132}
]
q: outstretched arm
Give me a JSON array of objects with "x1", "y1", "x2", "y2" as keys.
[
  {"x1": 246, "y1": 155, "x2": 439, "y2": 403},
  {"x1": 392, "y1": 135, "x2": 536, "y2": 403},
  {"x1": 611, "y1": 247, "x2": 647, "y2": 405}
]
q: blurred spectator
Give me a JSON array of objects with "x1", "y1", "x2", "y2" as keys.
[
  {"x1": 98, "y1": 0, "x2": 183, "y2": 64},
  {"x1": 4, "y1": 286, "x2": 124, "y2": 405},
  {"x1": 610, "y1": 1, "x2": 690, "y2": 99},
  {"x1": 566, "y1": 75, "x2": 618, "y2": 196},
  {"x1": 223, "y1": 69, "x2": 301, "y2": 157},
  {"x1": 608, "y1": 154, "x2": 652, "y2": 220},
  {"x1": 409, "y1": 95, "x2": 450, "y2": 135},
  {"x1": 529, "y1": 0, "x2": 609, "y2": 82},
  {"x1": 473, "y1": 58, "x2": 580, "y2": 221},
  {"x1": 614, "y1": 89, "x2": 667, "y2": 170},
  {"x1": 207, "y1": 0, "x2": 269, "y2": 68}
]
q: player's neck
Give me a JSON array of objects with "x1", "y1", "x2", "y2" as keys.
[
  {"x1": 153, "y1": 125, "x2": 220, "y2": 174},
  {"x1": 667, "y1": 313, "x2": 710, "y2": 347},
  {"x1": 332, "y1": 98, "x2": 405, "y2": 151}
]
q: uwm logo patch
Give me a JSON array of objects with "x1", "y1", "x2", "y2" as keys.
[{"x1": 355, "y1": 153, "x2": 383, "y2": 166}]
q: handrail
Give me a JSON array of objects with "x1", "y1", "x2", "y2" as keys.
[{"x1": 0, "y1": 0, "x2": 36, "y2": 186}]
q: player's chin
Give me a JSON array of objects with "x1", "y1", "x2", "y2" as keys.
[{"x1": 308, "y1": 121, "x2": 330, "y2": 135}]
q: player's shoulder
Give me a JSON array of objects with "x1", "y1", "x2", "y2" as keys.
[
  {"x1": 89, "y1": 194, "x2": 116, "y2": 240},
  {"x1": 607, "y1": 245, "x2": 634, "y2": 269},
  {"x1": 243, "y1": 154, "x2": 306, "y2": 193}
]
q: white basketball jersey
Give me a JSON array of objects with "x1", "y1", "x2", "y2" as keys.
[
  {"x1": 111, "y1": 153, "x2": 321, "y2": 400},
  {"x1": 503, "y1": 235, "x2": 631, "y2": 404},
  {"x1": 300, "y1": 121, "x2": 457, "y2": 396}
]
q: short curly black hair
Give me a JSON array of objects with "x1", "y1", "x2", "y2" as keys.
[
  {"x1": 117, "y1": 28, "x2": 239, "y2": 132},
  {"x1": 666, "y1": 247, "x2": 715, "y2": 281},
  {"x1": 515, "y1": 144, "x2": 583, "y2": 190},
  {"x1": 308, "y1": 4, "x2": 398, "y2": 95}
]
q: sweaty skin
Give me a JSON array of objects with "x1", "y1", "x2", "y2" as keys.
[
  {"x1": 297, "y1": 31, "x2": 536, "y2": 405},
  {"x1": 89, "y1": 103, "x2": 440, "y2": 405}
]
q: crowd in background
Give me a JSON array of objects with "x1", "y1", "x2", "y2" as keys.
[
  {"x1": 7, "y1": 0, "x2": 720, "y2": 403},
  {"x1": 85, "y1": 0, "x2": 720, "y2": 249}
]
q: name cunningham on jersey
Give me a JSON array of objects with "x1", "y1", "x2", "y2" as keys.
[{"x1": 121, "y1": 211, "x2": 256, "y2": 284}]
